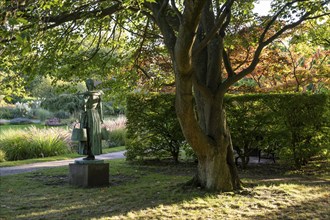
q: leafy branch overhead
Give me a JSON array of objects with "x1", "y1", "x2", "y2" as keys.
[{"x1": 1, "y1": 1, "x2": 329, "y2": 83}]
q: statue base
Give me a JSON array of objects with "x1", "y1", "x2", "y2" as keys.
[{"x1": 69, "y1": 160, "x2": 109, "y2": 187}]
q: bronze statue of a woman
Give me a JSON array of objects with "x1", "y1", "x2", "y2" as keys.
[{"x1": 79, "y1": 79, "x2": 103, "y2": 160}]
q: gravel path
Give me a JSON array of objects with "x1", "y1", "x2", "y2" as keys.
[{"x1": 0, "y1": 151, "x2": 126, "y2": 176}]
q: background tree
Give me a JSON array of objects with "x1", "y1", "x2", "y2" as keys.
[
  {"x1": 1, "y1": 0, "x2": 329, "y2": 191},
  {"x1": 224, "y1": 19, "x2": 329, "y2": 93}
]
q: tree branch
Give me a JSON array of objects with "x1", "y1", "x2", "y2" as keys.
[
  {"x1": 192, "y1": 75, "x2": 214, "y2": 102},
  {"x1": 175, "y1": 0, "x2": 207, "y2": 73},
  {"x1": 171, "y1": 0, "x2": 182, "y2": 23},
  {"x1": 193, "y1": 0, "x2": 234, "y2": 56},
  {"x1": 259, "y1": 0, "x2": 303, "y2": 44},
  {"x1": 222, "y1": 0, "x2": 330, "y2": 90},
  {"x1": 146, "y1": 0, "x2": 177, "y2": 57},
  {"x1": 42, "y1": 3, "x2": 122, "y2": 30},
  {"x1": 134, "y1": 18, "x2": 150, "y2": 65},
  {"x1": 233, "y1": 47, "x2": 252, "y2": 72},
  {"x1": 222, "y1": 48, "x2": 235, "y2": 78}
]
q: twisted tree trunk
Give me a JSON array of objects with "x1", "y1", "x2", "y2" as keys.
[{"x1": 175, "y1": 66, "x2": 241, "y2": 191}]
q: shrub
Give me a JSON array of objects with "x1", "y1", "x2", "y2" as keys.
[
  {"x1": 101, "y1": 116, "x2": 127, "y2": 147},
  {"x1": 225, "y1": 94, "x2": 277, "y2": 168},
  {"x1": 106, "y1": 128, "x2": 127, "y2": 147},
  {"x1": 33, "y1": 108, "x2": 54, "y2": 121},
  {"x1": 54, "y1": 110, "x2": 71, "y2": 119},
  {"x1": 45, "y1": 118, "x2": 63, "y2": 126},
  {"x1": 0, "y1": 106, "x2": 15, "y2": 119},
  {"x1": 0, "y1": 149, "x2": 6, "y2": 162},
  {"x1": 226, "y1": 93, "x2": 330, "y2": 168},
  {"x1": 266, "y1": 94, "x2": 330, "y2": 167},
  {"x1": 0, "y1": 126, "x2": 72, "y2": 161},
  {"x1": 126, "y1": 93, "x2": 185, "y2": 162},
  {"x1": 41, "y1": 94, "x2": 83, "y2": 117},
  {"x1": 126, "y1": 93, "x2": 329, "y2": 166}
]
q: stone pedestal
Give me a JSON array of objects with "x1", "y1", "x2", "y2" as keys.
[{"x1": 69, "y1": 160, "x2": 109, "y2": 187}]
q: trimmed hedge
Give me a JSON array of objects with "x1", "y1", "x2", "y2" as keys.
[
  {"x1": 226, "y1": 94, "x2": 330, "y2": 167},
  {"x1": 126, "y1": 93, "x2": 185, "y2": 162},
  {"x1": 126, "y1": 93, "x2": 330, "y2": 166}
]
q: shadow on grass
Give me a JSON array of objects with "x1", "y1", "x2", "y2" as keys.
[
  {"x1": 248, "y1": 193, "x2": 330, "y2": 219},
  {"x1": 239, "y1": 162, "x2": 330, "y2": 188},
  {"x1": 1, "y1": 159, "x2": 329, "y2": 219},
  {"x1": 0, "y1": 160, "x2": 207, "y2": 219}
]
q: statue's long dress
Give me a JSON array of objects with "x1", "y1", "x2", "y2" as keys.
[{"x1": 79, "y1": 92, "x2": 102, "y2": 155}]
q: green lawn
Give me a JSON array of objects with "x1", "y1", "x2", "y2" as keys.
[{"x1": 0, "y1": 158, "x2": 329, "y2": 219}]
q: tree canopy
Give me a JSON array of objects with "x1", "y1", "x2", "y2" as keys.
[{"x1": 1, "y1": 1, "x2": 328, "y2": 93}]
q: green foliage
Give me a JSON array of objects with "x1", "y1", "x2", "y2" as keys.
[
  {"x1": 0, "y1": 101, "x2": 53, "y2": 121},
  {"x1": 102, "y1": 102, "x2": 126, "y2": 116},
  {"x1": 127, "y1": 93, "x2": 329, "y2": 166},
  {"x1": 0, "y1": 106, "x2": 15, "y2": 119},
  {"x1": 0, "y1": 126, "x2": 72, "y2": 161},
  {"x1": 0, "y1": 71, "x2": 27, "y2": 103},
  {"x1": 225, "y1": 94, "x2": 277, "y2": 167},
  {"x1": 126, "y1": 93, "x2": 186, "y2": 162},
  {"x1": 264, "y1": 94, "x2": 330, "y2": 167},
  {"x1": 53, "y1": 110, "x2": 71, "y2": 119},
  {"x1": 32, "y1": 108, "x2": 54, "y2": 121},
  {"x1": 0, "y1": 149, "x2": 6, "y2": 162},
  {"x1": 225, "y1": 93, "x2": 330, "y2": 167},
  {"x1": 41, "y1": 93, "x2": 83, "y2": 116},
  {"x1": 106, "y1": 128, "x2": 127, "y2": 147}
]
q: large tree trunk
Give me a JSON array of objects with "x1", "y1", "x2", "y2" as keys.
[
  {"x1": 195, "y1": 116, "x2": 241, "y2": 191},
  {"x1": 175, "y1": 71, "x2": 241, "y2": 191},
  {"x1": 150, "y1": 0, "x2": 241, "y2": 191}
]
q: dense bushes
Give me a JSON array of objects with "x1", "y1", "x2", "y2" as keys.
[
  {"x1": 0, "y1": 101, "x2": 53, "y2": 121},
  {"x1": 264, "y1": 94, "x2": 329, "y2": 167},
  {"x1": 225, "y1": 95, "x2": 276, "y2": 168},
  {"x1": 0, "y1": 106, "x2": 15, "y2": 119},
  {"x1": 226, "y1": 94, "x2": 330, "y2": 167},
  {"x1": 41, "y1": 94, "x2": 83, "y2": 117},
  {"x1": 126, "y1": 93, "x2": 330, "y2": 166},
  {"x1": 0, "y1": 126, "x2": 72, "y2": 161},
  {"x1": 102, "y1": 116, "x2": 127, "y2": 147},
  {"x1": 126, "y1": 94, "x2": 186, "y2": 162}
]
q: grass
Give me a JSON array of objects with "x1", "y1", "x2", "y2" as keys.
[
  {"x1": 0, "y1": 126, "x2": 71, "y2": 161},
  {"x1": 0, "y1": 158, "x2": 329, "y2": 219},
  {"x1": 102, "y1": 146, "x2": 126, "y2": 154},
  {"x1": 0, "y1": 122, "x2": 125, "y2": 166},
  {"x1": 0, "y1": 146, "x2": 126, "y2": 167}
]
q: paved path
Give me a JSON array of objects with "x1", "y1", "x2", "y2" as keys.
[{"x1": 0, "y1": 151, "x2": 126, "y2": 176}]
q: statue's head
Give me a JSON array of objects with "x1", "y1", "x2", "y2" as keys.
[{"x1": 85, "y1": 78, "x2": 95, "y2": 91}]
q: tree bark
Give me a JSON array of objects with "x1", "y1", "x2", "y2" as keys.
[
  {"x1": 170, "y1": 0, "x2": 241, "y2": 191},
  {"x1": 175, "y1": 67, "x2": 241, "y2": 191}
]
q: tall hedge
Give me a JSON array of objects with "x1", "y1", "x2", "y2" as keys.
[
  {"x1": 126, "y1": 93, "x2": 330, "y2": 166},
  {"x1": 262, "y1": 94, "x2": 330, "y2": 167},
  {"x1": 225, "y1": 93, "x2": 330, "y2": 167},
  {"x1": 225, "y1": 94, "x2": 279, "y2": 168},
  {"x1": 126, "y1": 93, "x2": 186, "y2": 162}
]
